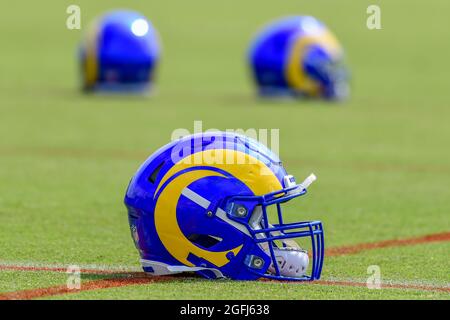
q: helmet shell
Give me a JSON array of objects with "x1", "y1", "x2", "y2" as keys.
[
  {"x1": 249, "y1": 16, "x2": 349, "y2": 100},
  {"x1": 125, "y1": 132, "x2": 287, "y2": 280},
  {"x1": 79, "y1": 10, "x2": 160, "y2": 93}
]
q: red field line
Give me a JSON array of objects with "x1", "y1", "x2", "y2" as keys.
[
  {"x1": 2, "y1": 231, "x2": 448, "y2": 275},
  {"x1": 0, "y1": 274, "x2": 171, "y2": 300},
  {"x1": 1, "y1": 276, "x2": 448, "y2": 300},
  {"x1": 1, "y1": 231, "x2": 449, "y2": 299},
  {"x1": 326, "y1": 231, "x2": 450, "y2": 257}
]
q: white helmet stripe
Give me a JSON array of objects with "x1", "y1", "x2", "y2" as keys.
[{"x1": 182, "y1": 188, "x2": 251, "y2": 237}]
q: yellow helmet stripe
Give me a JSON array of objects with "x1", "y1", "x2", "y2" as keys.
[
  {"x1": 84, "y1": 19, "x2": 100, "y2": 87},
  {"x1": 285, "y1": 30, "x2": 341, "y2": 96},
  {"x1": 156, "y1": 149, "x2": 282, "y2": 196}
]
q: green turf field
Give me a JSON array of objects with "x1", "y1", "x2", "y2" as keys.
[{"x1": 0, "y1": 0, "x2": 449, "y2": 300}]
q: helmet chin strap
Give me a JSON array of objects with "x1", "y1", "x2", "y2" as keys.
[
  {"x1": 268, "y1": 247, "x2": 309, "y2": 278},
  {"x1": 259, "y1": 238, "x2": 309, "y2": 278}
]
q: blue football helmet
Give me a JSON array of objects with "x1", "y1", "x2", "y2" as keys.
[
  {"x1": 124, "y1": 132, "x2": 324, "y2": 281},
  {"x1": 79, "y1": 10, "x2": 160, "y2": 93},
  {"x1": 249, "y1": 16, "x2": 349, "y2": 100}
]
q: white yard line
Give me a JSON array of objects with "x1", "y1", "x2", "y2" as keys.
[
  {"x1": 0, "y1": 260, "x2": 448, "y2": 292},
  {"x1": 0, "y1": 260, "x2": 142, "y2": 273}
]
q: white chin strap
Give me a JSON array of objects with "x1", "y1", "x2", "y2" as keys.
[{"x1": 268, "y1": 247, "x2": 309, "y2": 278}]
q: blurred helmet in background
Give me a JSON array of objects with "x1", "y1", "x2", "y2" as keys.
[
  {"x1": 124, "y1": 131, "x2": 324, "y2": 281},
  {"x1": 79, "y1": 10, "x2": 161, "y2": 94},
  {"x1": 249, "y1": 16, "x2": 349, "y2": 101}
]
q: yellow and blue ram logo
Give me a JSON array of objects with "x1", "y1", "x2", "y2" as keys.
[{"x1": 152, "y1": 149, "x2": 283, "y2": 267}]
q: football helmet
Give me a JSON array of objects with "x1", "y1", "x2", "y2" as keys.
[
  {"x1": 124, "y1": 132, "x2": 324, "y2": 281},
  {"x1": 79, "y1": 10, "x2": 160, "y2": 94},
  {"x1": 249, "y1": 16, "x2": 349, "y2": 100}
]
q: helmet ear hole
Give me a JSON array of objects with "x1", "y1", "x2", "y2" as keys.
[
  {"x1": 148, "y1": 162, "x2": 164, "y2": 184},
  {"x1": 188, "y1": 234, "x2": 223, "y2": 249}
]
